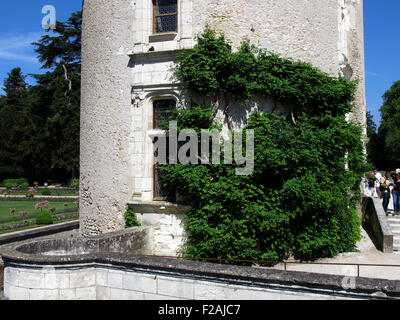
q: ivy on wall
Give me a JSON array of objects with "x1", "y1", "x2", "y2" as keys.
[{"x1": 162, "y1": 29, "x2": 366, "y2": 262}]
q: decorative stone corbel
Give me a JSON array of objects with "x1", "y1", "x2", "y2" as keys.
[{"x1": 132, "y1": 92, "x2": 145, "y2": 108}]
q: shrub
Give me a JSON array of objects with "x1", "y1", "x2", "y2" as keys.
[
  {"x1": 36, "y1": 210, "x2": 53, "y2": 225},
  {"x1": 159, "y1": 29, "x2": 365, "y2": 262},
  {"x1": 1, "y1": 178, "x2": 29, "y2": 189},
  {"x1": 124, "y1": 208, "x2": 141, "y2": 228},
  {"x1": 70, "y1": 178, "x2": 80, "y2": 189},
  {"x1": 41, "y1": 187, "x2": 51, "y2": 196}
]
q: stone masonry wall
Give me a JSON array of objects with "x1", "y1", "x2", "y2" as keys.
[
  {"x1": 80, "y1": 0, "x2": 135, "y2": 236},
  {"x1": 3, "y1": 264, "x2": 362, "y2": 300}
]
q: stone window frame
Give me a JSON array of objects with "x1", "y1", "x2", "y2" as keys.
[{"x1": 132, "y1": 0, "x2": 193, "y2": 54}]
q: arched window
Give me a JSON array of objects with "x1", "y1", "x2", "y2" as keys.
[{"x1": 153, "y1": 0, "x2": 178, "y2": 34}]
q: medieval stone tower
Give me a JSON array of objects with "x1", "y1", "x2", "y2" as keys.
[{"x1": 80, "y1": 0, "x2": 366, "y2": 251}]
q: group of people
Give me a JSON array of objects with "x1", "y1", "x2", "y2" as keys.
[{"x1": 367, "y1": 169, "x2": 400, "y2": 216}]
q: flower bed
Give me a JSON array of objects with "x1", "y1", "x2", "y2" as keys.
[{"x1": 0, "y1": 212, "x2": 79, "y2": 234}]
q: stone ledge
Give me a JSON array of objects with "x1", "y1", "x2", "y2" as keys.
[
  {"x1": 127, "y1": 49, "x2": 182, "y2": 61},
  {"x1": 127, "y1": 201, "x2": 191, "y2": 214},
  {"x1": 362, "y1": 196, "x2": 393, "y2": 253},
  {"x1": 2, "y1": 248, "x2": 400, "y2": 299},
  {"x1": 149, "y1": 32, "x2": 178, "y2": 42},
  {"x1": 0, "y1": 221, "x2": 79, "y2": 246}
]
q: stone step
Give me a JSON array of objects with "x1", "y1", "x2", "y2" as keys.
[
  {"x1": 388, "y1": 219, "x2": 400, "y2": 224},
  {"x1": 393, "y1": 245, "x2": 400, "y2": 252}
]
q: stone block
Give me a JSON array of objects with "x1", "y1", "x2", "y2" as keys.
[
  {"x1": 69, "y1": 269, "x2": 96, "y2": 288},
  {"x1": 108, "y1": 271, "x2": 123, "y2": 289},
  {"x1": 60, "y1": 288, "x2": 76, "y2": 300},
  {"x1": 4, "y1": 267, "x2": 18, "y2": 286},
  {"x1": 7, "y1": 285, "x2": 29, "y2": 300},
  {"x1": 44, "y1": 272, "x2": 70, "y2": 289},
  {"x1": 31, "y1": 289, "x2": 60, "y2": 300},
  {"x1": 157, "y1": 277, "x2": 194, "y2": 300},
  {"x1": 110, "y1": 288, "x2": 145, "y2": 300},
  {"x1": 144, "y1": 293, "x2": 179, "y2": 300},
  {"x1": 123, "y1": 272, "x2": 157, "y2": 294},
  {"x1": 17, "y1": 271, "x2": 45, "y2": 289},
  {"x1": 76, "y1": 287, "x2": 97, "y2": 300},
  {"x1": 97, "y1": 286, "x2": 111, "y2": 300},
  {"x1": 194, "y1": 281, "x2": 236, "y2": 300},
  {"x1": 96, "y1": 269, "x2": 108, "y2": 287}
]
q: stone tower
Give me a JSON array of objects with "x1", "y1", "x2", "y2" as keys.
[{"x1": 80, "y1": 0, "x2": 366, "y2": 245}]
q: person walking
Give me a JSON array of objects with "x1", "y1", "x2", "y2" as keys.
[
  {"x1": 380, "y1": 171, "x2": 393, "y2": 216},
  {"x1": 367, "y1": 172, "x2": 376, "y2": 197},
  {"x1": 374, "y1": 169, "x2": 382, "y2": 198},
  {"x1": 393, "y1": 172, "x2": 400, "y2": 216}
]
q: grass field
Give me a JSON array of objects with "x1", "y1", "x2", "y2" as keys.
[
  {"x1": 3, "y1": 192, "x2": 78, "y2": 196},
  {"x1": 0, "y1": 200, "x2": 78, "y2": 219}
]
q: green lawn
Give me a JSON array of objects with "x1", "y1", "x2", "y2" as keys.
[
  {"x1": 0, "y1": 200, "x2": 78, "y2": 219},
  {"x1": 4, "y1": 192, "x2": 78, "y2": 196}
]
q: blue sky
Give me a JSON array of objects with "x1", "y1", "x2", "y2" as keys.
[
  {"x1": 0, "y1": 1, "x2": 399, "y2": 126},
  {"x1": 0, "y1": 1, "x2": 82, "y2": 93}
]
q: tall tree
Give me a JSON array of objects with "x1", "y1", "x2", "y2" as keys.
[
  {"x1": 2, "y1": 67, "x2": 27, "y2": 110},
  {"x1": 31, "y1": 11, "x2": 82, "y2": 179},
  {"x1": 366, "y1": 111, "x2": 379, "y2": 167},
  {"x1": 0, "y1": 69, "x2": 40, "y2": 181},
  {"x1": 368, "y1": 81, "x2": 400, "y2": 170}
]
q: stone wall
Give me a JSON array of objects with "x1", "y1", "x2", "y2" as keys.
[
  {"x1": 128, "y1": 201, "x2": 190, "y2": 257},
  {"x1": 2, "y1": 227, "x2": 399, "y2": 301},
  {"x1": 80, "y1": 0, "x2": 366, "y2": 236},
  {"x1": 4, "y1": 257, "x2": 400, "y2": 300},
  {"x1": 361, "y1": 197, "x2": 394, "y2": 253}
]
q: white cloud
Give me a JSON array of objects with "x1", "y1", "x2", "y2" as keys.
[
  {"x1": 366, "y1": 70, "x2": 385, "y2": 79},
  {"x1": 0, "y1": 32, "x2": 42, "y2": 63}
]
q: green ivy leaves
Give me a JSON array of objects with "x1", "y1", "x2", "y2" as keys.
[{"x1": 161, "y1": 29, "x2": 365, "y2": 262}]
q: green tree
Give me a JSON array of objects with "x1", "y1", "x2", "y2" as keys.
[
  {"x1": 2, "y1": 67, "x2": 27, "y2": 110},
  {"x1": 368, "y1": 81, "x2": 400, "y2": 170},
  {"x1": 31, "y1": 10, "x2": 82, "y2": 179},
  {"x1": 0, "y1": 11, "x2": 82, "y2": 182},
  {"x1": 366, "y1": 111, "x2": 379, "y2": 167},
  {"x1": 379, "y1": 81, "x2": 400, "y2": 169},
  {"x1": 0, "y1": 68, "x2": 30, "y2": 180}
]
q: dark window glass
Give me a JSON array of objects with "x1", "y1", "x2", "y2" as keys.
[
  {"x1": 154, "y1": 166, "x2": 175, "y2": 200},
  {"x1": 153, "y1": 0, "x2": 177, "y2": 33},
  {"x1": 153, "y1": 99, "x2": 175, "y2": 129}
]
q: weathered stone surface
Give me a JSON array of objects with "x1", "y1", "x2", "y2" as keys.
[
  {"x1": 361, "y1": 196, "x2": 394, "y2": 253},
  {"x1": 1, "y1": 229, "x2": 399, "y2": 300}
]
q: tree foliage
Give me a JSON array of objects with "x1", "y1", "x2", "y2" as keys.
[
  {"x1": 0, "y1": 11, "x2": 82, "y2": 183},
  {"x1": 161, "y1": 29, "x2": 366, "y2": 262},
  {"x1": 367, "y1": 81, "x2": 400, "y2": 170}
]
